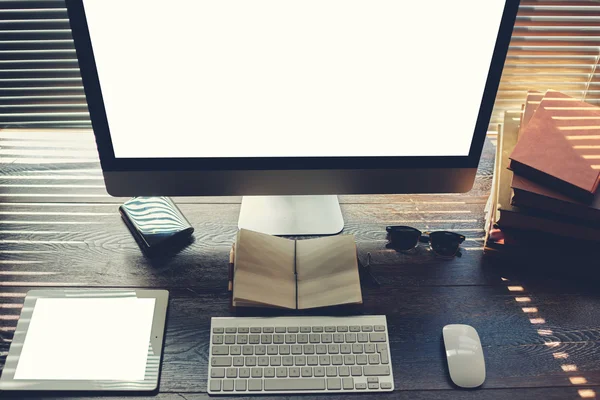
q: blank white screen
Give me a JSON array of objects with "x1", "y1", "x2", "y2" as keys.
[
  {"x1": 14, "y1": 298, "x2": 155, "y2": 381},
  {"x1": 82, "y1": 0, "x2": 506, "y2": 158}
]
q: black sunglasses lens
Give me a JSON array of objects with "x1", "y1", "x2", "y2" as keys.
[
  {"x1": 429, "y1": 232, "x2": 462, "y2": 257},
  {"x1": 387, "y1": 227, "x2": 420, "y2": 250}
]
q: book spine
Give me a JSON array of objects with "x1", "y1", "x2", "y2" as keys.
[{"x1": 294, "y1": 240, "x2": 298, "y2": 310}]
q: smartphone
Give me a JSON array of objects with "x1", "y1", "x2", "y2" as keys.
[{"x1": 119, "y1": 197, "x2": 194, "y2": 254}]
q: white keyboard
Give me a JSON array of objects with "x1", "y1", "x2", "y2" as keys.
[{"x1": 208, "y1": 315, "x2": 394, "y2": 395}]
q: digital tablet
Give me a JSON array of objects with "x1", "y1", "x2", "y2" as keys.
[{"x1": 0, "y1": 289, "x2": 168, "y2": 392}]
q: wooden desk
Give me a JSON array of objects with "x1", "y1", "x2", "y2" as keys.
[{"x1": 1, "y1": 129, "x2": 599, "y2": 400}]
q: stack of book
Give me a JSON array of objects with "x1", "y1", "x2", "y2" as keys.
[{"x1": 485, "y1": 90, "x2": 600, "y2": 258}]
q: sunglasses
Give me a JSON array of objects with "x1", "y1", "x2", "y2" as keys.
[{"x1": 386, "y1": 226, "x2": 465, "y2": 258}]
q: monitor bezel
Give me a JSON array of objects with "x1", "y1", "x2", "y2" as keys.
[{"x1": 66, "y1": 0, "x2": 519, "y2": 172}]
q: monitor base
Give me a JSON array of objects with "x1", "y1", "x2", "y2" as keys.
[{"x1": 238, "y1": 195, "x2": 344, "y2": 236}]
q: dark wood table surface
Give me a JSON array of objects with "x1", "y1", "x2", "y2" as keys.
[{"x1": 1, "y1": 129, "x2": 599, "y2": 400}]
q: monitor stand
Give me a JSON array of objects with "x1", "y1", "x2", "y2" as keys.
[{"x1": 238, "y1": 195, "x2": 344, "y2": 236}]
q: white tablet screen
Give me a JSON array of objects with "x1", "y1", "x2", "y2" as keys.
[{"x1": 14, "y1": 297, "x2": 156, "y2": 381}]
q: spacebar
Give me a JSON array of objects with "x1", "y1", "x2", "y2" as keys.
[{"x1": 264, "y1": 378, "x2": 326, "y2": 391}]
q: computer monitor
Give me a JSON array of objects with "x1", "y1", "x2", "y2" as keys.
[{"x1": 66, "y1": 0, "x2": 519, "y2": 235}]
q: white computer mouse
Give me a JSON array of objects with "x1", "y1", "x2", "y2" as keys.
[{"x1": 442, "y1": 324, "x2": 486, "y2": 388}]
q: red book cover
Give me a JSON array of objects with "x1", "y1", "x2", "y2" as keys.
[{"x1": 509, "y1": 91, "x2": 600, "y2": 202}]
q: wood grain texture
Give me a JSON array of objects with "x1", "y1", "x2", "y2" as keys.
[{"x1": 1, "y1": 129, "x2": 599, "y2": 399}]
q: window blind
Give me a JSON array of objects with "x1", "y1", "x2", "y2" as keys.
[{"x1": 1, "y1": 0, "x2": 599, "y2": 130}]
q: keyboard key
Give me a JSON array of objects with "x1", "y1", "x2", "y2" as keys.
[
  {"x1": 345, "y1": 333, "x2": 357, "y2": 343},
  {"x1": 230, "y1": 345, "x2": 241, "y2": 355},
  {"x1": 353, "y1": 344, "x2": 364, "y2": 354},
  {"x1": 309, "y1": 334, "x2": 320, "y2": 343},
  {"x1": 377, "y1": 343, "x2": 388, "y2": 353},
  {"x1": 327, "y1": 377, "x2": 342, "y2": 389},
  {"x1": 245, "y1": 356, "x2": 257, "y2": 366},
  {"x1": 264, "y1": 378, "x2": 326, "y2": 391},
  {"x1": 300, "y1": 326, "x2": 312, "y2": 333},
  {"x1": 363, "y1": 365, "x2": 391, "y2": 376},
  {"x1": 332, "y1": 355, "x2": 343, "y2": 365},
  {"x1": 355, "y1": 382, "x2": 366, "y2": 390},
  {"x1": 273, "y1": 334, "x2": 285, "y2": 344},
  {"x1": 356, "y1": 355, "x2": 368, "y2": 365},
  {"x1": 289, "y1": 367, "x2": 300, "y2": 377},
  {"x1": 297, "y1": 334, "x2": 308, "y2": 343},
  {"x1": 343, "y1": 377, "x2": 354, "y2": 389},
  {"x1": 275, "y1": 327, "x2": 286, "y2": 333},
  {"x1": 276, "y1": 367, "x2": 287, "y2": 378},
  {"x1": 263, "y1": 327, "x2": 274, "y2": 333},
  {"x1": 270, "y1": 356, "x2": 281, "y2": 366},
  {"x1": 337, "y1": 326, "x2": 348, "y2": 332},
  {"x1": 223, "y1": 379, "x2": 234, "y2": 391},
  {"x1": 362, "y1": 325, "x2": 373, "y2": 332},
  {"x1": 302, "y1": 366, "x2": 312, "y2": 377},
  {"x1": 267, "y1": 345, "x2": 278, "y2": 355},
  {"x1": 344, "y1": 355, "x2": 355, "y2": 365},
  {"x1": 333, "y1": 333, "x2": 345, "y2": 343},
  {"x1": 381, "y1": 351, "x2": 390, "y2": 364},
  {"x1": 261, "y1": 334, "x2": 272, "y2": 344},
  {"x1": 325, "y1": 326, "x2": 336, "y2": 332},
  {"x1": 351, "y1": 366, "x2": 362, "y2": 376},
  {"x1": 369, "y1": 333, "x2": 386, "y2": 342},
  {"x1": 211, "y1": 368, "x2": 225, "y2": 378},
  {"x1": 326, "y1": 366, "x2": 337, "y2": 377},
  {"x1": 365, "y1": 344, "x2": 376, "y2": 353},
  {"x1": 307, "y1": 356, "x2": 318, "y2": 366},
  {"x1": 242, "y1": 345, "x2": 253, "y2": 355},
  {"x1": 328, "y1": 344, "x2": 339, "y2": 354},
  {"x1": 259, "y1": 356, "x2": 269, "y2": 366},
  {"x1": 248, "y1": 379, "x2": 262, "y2": 391},
  {"x1": 238, "y1": 327, "x2": 249, "y2": 334},
  {"x1": 250, "y1": 327, "x2": 261, "y2": 333},
  {"x1": 368, "y1": 382, "x2": 379, "y2": 389},
  {"x1": 295, "y1": 355, "x2": 306, "y2": 366},
  {"x1": 213, "y1": 327, "x2": 224, "y2": 334},
  {"x1": 251, "y1": 367, "x2": 262, "y2": 378},
  {"x1": 235, "y1": 379, "x2": 246, "y2": 391},
  {"x1": 226, "y1": 368, "x2": 237, "y2": 378},
  {"x1": 339, "y1": 366, "x2": 350, "y2": 376},
  {"x1": 312, "y1": 326, "x2": 324, "y2": 333},
  {"x1": 350, "y1": 326, "x2": 361, "y2": 332},
  {"x1": 287, "y1": 327, "x2": 299, "y2": 333},
  {"x1": 279, "y1": 345, "x2": 290, "y2": 355},
  {"x1": 255, "y1": 345, "x2": 266, "y2": 355},
  {"x1": 322, "y1": 334, "x2": 333, "y2": 343},
  {"x1": 319, "y1": 355, "x2": 330, "y2": 365},
  {"x1": 358, "y1": 333, "x2": 369, "y2": 343},
  {"x1": 374, "y1": 325, "x2": 386, "y2": 332},
  {"x1": 264, "y1": 367, "x2": 275, "y2": 378},
  {"x1": 210, "y1": 379, "x2": 221, "y2": 391},
  {"x1": 286, "y1": 334, "x2": 297, "y2": 344},
  {"x1": 380, "y1": 381, "x2": 392, "y2": 389},
  {"x1": 212, "y1": 345, "x2": 229, "y2": 355},
  {"x1": 233, "y1": 356, "x2": 244, "y2": 366},
  {"x1": 292, "y1": 345, "x2": 303, "y2": 355},
  {"x1": 239, "y1": 368, "x2": 250, "y2": 378},
  {"x1": 225, "y1": 327, "x2": 237, "y2": 334},
  {"x1": 314, "y1": 367, "x2": 325, "y2": 377},
  {"x1": 316, "y1": 345, "x2": 327, "y2": 354},
  {"x1": 303, "y1": 344, "x2": 315, "y2": 354},
  {"x1": 224, "y1": 335, "x2": 236, "y2": 344},
  {"x1": 212, "y1": 335, "x2": 224, "y2": 344},
  {"x1": 369, "y1": 354, "x2": 380, "y2": 364},
  {"x1": 283, "y1": 356, "x2": 294, "y2": 366},
  {"x1": 249, "y1": 335, "x2": 260, "y2": 344},
  {"x1": 211, "y1": 357, "x2": 232, "y2": 367},
  {"x1": 340, "y1": 344, "x2": 352, "y2": 354}
]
